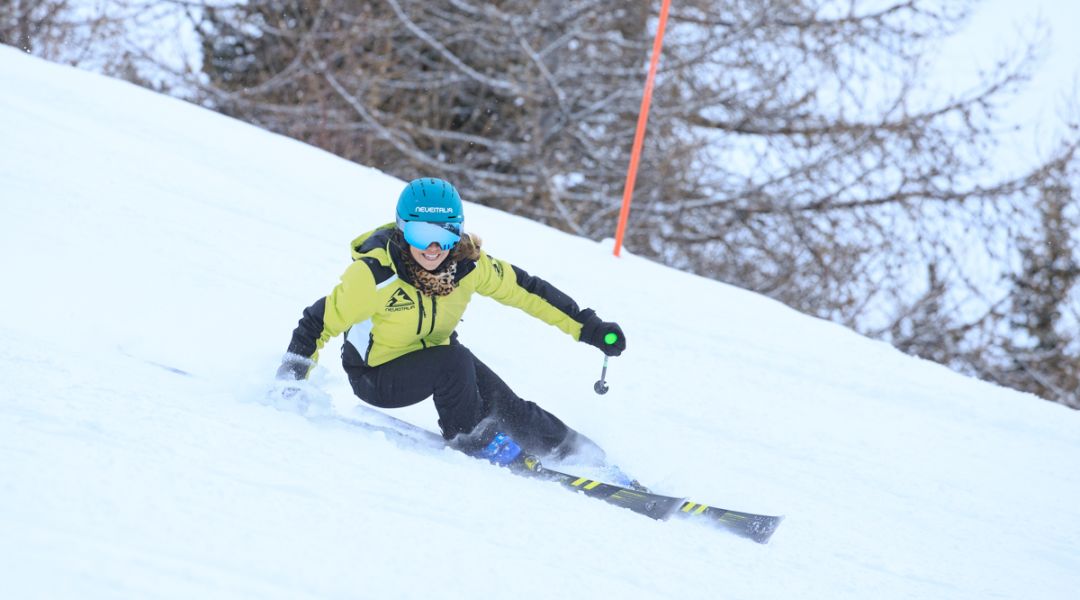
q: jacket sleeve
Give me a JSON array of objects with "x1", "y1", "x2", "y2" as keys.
[
  {"x1": 284, "y1": 260, "x2": 381, "y2": 374},
  {"x1": 474, "y1": 251, "x2": 592, "y2": 340}
]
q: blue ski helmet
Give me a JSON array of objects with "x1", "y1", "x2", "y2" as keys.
[{"x1": 396, "y1": 178, "x2": 464, "y2": 250}]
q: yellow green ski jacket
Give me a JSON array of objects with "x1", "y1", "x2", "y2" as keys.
[{"x1": 284, "y1": 224, "x2": 596, "y2": 373}]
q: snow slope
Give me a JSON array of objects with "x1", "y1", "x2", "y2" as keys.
[{"x1": 1, "y1": 47, "x2": 1078, "y2": 599}]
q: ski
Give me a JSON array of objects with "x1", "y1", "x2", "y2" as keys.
[
  {"x1": 516, "y1": 455, "x2": 783, "y2": 544},
  {"x1": 328, "y1": 406, "x2": 783, "y2": 543},
  {"x1": 516, "y1": 455, "x2": 685, "y2": 520}
]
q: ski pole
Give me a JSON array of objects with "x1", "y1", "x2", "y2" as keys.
[{"x1": 593, "y1": 333, "x2": 619, "y2": 395}]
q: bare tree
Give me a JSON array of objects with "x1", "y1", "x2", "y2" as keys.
[
  {"x1": 979, "y1": 172, "x2": 1080, "y2": 407},
  {"x1": 0, "y1": 0, "x2": 68, "y2": 54},
  {"x1": 0, "y1": 0, "x2": 128, "y2": 67},
  {"x1": 191, "y1": 0, "x2": 659, "y2": 229},
  {"x1": 172, "y1": 1, "x2": 1080, "y2": 407}
]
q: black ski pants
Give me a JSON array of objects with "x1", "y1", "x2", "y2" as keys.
[{"x1": 344, "y1": 341, "x2": 595, "y2": 459}]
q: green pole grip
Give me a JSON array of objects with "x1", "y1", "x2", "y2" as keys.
[{"x1": 604, "y1": 332, "x2": 618, "y2": 345}]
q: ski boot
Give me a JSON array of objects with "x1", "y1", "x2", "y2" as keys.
[{"x1": 474, "y1": 431, "x2": 525, "y2": 468}]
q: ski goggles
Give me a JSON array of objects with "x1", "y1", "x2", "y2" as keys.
[{"x1": 400, "y1": 220, "x2": 463, "y2": 250}]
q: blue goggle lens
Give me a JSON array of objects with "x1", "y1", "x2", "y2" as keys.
[{"x1": 401, "y1": 220, "x2": 462, "y2": 250}]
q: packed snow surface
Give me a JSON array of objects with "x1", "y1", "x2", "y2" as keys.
[{"x1": 1, "y1": 48, "x2": 1077, "y2": 599}]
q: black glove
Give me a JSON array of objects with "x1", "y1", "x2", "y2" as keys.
[
  {"x1": 268, "y1": 353, "x2": 330, "y2": 415},
  {"x1": 579, "y1": 309, "x2": 626, "y2": 357},
  {"x1": 275, "y1": 352, "x2": 313, "y2": 382}
]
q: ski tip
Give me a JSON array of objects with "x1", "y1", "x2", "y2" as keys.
[{"x1": 747, "y1": 514, "x2": 784, "y2": 544}]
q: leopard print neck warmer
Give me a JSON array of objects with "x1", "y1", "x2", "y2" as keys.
[{"x1": 404, "y1": 253, "x2": 459, "y2": 296}]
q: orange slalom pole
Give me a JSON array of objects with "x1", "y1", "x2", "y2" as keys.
[{"x1": 613, "y1": 0, "x2": 672, "y2": 257}]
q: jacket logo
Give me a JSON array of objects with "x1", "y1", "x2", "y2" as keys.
[{"x1": 386, "y1": 288, "x2": 415, "y2": 312}]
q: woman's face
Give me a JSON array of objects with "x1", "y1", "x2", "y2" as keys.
[{"x1": 410, "y1": 241, "x2": 451, "y2": 271}]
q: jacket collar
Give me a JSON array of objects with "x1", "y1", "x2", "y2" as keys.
[{"x1": 386, "y1": 234, "x2": 418, "y2": 287}]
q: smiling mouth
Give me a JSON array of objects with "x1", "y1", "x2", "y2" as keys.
[{"x1": 422, "y1": 250, "x2": 442, "y2": 261}]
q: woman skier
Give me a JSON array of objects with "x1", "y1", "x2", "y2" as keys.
[{"x1": 274, "y1": 177, "x2": 626, "y2": 468}]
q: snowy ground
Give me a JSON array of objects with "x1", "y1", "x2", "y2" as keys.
[{"x1": 2, "y1": 47, "x2": 1078, "y2": 599}]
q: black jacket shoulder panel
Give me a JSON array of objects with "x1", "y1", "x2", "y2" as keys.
[
  {"x1": 355, "y1": 227, "x2": 395, "y2": 255},
  {"x1": 361, "y1": 257, "x2": 395, "y2": 285},
  {"x1": 353, "y1": 228, "x2": 400, "y2": 285}
]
